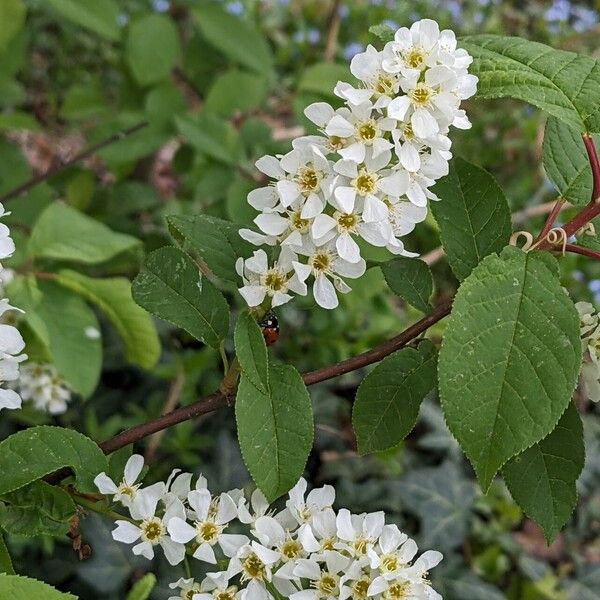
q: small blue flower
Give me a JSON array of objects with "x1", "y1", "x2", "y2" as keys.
[{"x1": 225, "y1": 1, "x2": 245, "y2": 16}]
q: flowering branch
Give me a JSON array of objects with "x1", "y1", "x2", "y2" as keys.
[{"x1": 0, "y1": 121, "x2": 148, "y2": 204}]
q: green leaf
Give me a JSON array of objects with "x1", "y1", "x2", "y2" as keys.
[
  {"x1": 0, "y1": 481, "x2": 75, "y2": 538},
  {"x1": 236, "y1": 364, "x2": 314, "y2": 502},
  {"x1": 28, "y1": 204, "x2": 140, "y2": 265},
  {"x1": 127, "y1": 14, "x2": 181, "y2": 86},
  {"x1": 394, "y1": 461, "x2": 476, "y2": 551},
  {"x1": 175, "y1": 113, "x2": 241, "y2": 165},
  {"x1": 54, "y1": 270, "x2": 160, "y2": 370},
  {"x1": 234, "y1": 312, "x2": 269, "y2": 395},
  {"x1": 126, "y1": 573, "x2": 156, "y2": 600},
  {"x1": 0, "y1": 0, "x2": 25, "y2": 53},
  {"x1": 461, "y1": 35, "x2": 600, "y2": 132},
  {"x1": 205, "y1": 69, "x2": 268, "y2": 118},
  {"x1": 0, "y1": 533, "x2": 14, "y2": 575},
  {"x1": 439, "y1": 247, "x2": 581, "y2": 490},
  {"x1": 0, "y1": 426, "x2": 108, "y2": 495},
  {"x1": 193, "y1": 4, "x2": 273, "y2": 74},
  {"x1": 167, "y1": 214, "x2": 252, "y2": 283},
  {"x1": 369, "y1": 24, "x2": 395, "y2": 44},
  {"x1": 503, "y1": 402, "x2": 584, "y2": 542},
  {"x1": 431, "y1": 156, "x2": 512, "y2": 280},
  {"x1": 0, "y1": 575, "x2": 76, "y2": 598},
  {"x1": 380, "y1": 257, "x2": 433, "y2": 312},
  {"x1": 353, "y1": 341, "x2": 437, "y2": 454},
  {"x1": 298, "y1": 62, "x2": 352, "y2": 97},
  {"x1": 47, "y1": 0, "x2": 120, "y2": 41},
  {"x1": 543, "y1": 117, "x2": 600, "y2": 205},
  {"x1": 13, "y1": 279, "x2": 103, "y2": 397},
  {"x1": 132, "y1": 246, "x2": 229, "y2": 348}
]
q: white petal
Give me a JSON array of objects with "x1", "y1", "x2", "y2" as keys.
[
  {"x1": 338, "y1": 142, "x2": 366, "y2": 163},
  {"x1": 189, "y1": 489, "x2": 212, "y2": 521},
  {"x1": 112, "y1": 521, "x2": 141, "y2": 544},
  {"x1": 387, "y1": 95, "x2": 410, "y2": 120},
  {"x1": 304, "y1": 102, "x2": 335, "y2": 127},
  {"x1": 255, "y1": 213, "x2": 288, "y2": 235},
  {"x1": 132, "y1": 541, "x2": 154, "y2": 560},
  {"x1": 219, "y1": 533, "x2": 250, "y2": 557},
  {"x1": 336, "y1": 232, "x2": 361, "y2": 263},
  {"x1": 167, "y1": 517, "x2": 197, "y2": 544},
  {"x1": 239, "y1": 285, "x2": 267, "y2": 307},
  {"x1": 312, "y1": 214, "x2": 336, "y2": 240},
  {"x1": 276, "y1": 180, "x2": 301, "y2": 207},
  {"x1": 399, "y1": 143, "x2": 421, "y2": 172},
  {"x1": 301, "y1": 193, "x2": 325, "y2": 219},
  {"x1": 325, "y1": 115, "x2": 355, "y2": 138},
  {"x1": 314, "y1": 274, "x2": 338, "y2": 309},
  {"x1": 124, "y1": 454, "x2": 144, "y2": 485},
  {"x1": 193, "y1": 542, "x2": 217, "y2": 564},
  {"x1": 248, "y1": 187, "x2": 279, "y2": 211},
  {"x1": 362, "y1": 196, "x2": 389, "y2": 223},
  {"x1": 255, "y1": 155, "x2": 284, "y2": 179},
  {"x1": 334, "y1": 187, "x2": 357, "y2": 213},
  {"x1": 94, "y1": 473, "x2": 118, "y2": 495},
  {"x1": 161, "y1": 537, "x2": 186, "y2": 566},
  {"x1": 411, "y1": 108, "x2": 439, "y2": 138},
  {"x1": 0, "y1": 388, "x2": 21, "y2": 411}
]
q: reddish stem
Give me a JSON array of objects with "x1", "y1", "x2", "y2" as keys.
[
  {"x1": 583, "y1": 134, "x2": 600, "y2": 202},
  {"x1": 564, "y1": 243, "x2": 600, "y2": 261},
  {"x1": 535, "y1": 198, "x2": 564, "y2": 243}
]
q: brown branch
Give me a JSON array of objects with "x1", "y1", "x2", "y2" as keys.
[
  {"x1": 324, "y1": 0, "x2": 341, "y2": 62},
  {"x1": 583, "y1": 134, "x2": 600, "y2": 202},
  {"x1": 564, "y1": 243, "x2": 600, "y2": 261},
  {"x1": 0, "y1": 121, "x2": 148, "y2": 204},
  {"x1": 97, "y1": 298, "x2": 452, "y2": 456}
]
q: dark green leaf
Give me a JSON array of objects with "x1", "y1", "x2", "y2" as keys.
[
  {"x1": 381, "y1": 257, "x2": 433, "y2": 312},
  {"x1": 432, "y1": 156, "x2": 512, "y2": 280},
  {"x1": 234, "y1": 312, "x2": 269, "y2": 395},
  {"x1": 0, "y1": 575, "x2": 76, "y2": 598},
  {"x1": 132, "y1": 246, "x2": 229, "y2": 348},
  {"x1": 503, "y1": 402, "x2": 584, "y2": 542},
  {"x1": 353, "y1": 341, "x2": 437, "y2": 454},
  {"x1": 0, "y1": 0, "x2": 25, "y2": 52},
  {"x1": 439, "y1": 247, "x2": 581, "y2": 490},
  {"x1": 236, "y1": 364, "x2": 313, "y2": 502},
  {"x1": 0, "y1": 534, "x2": 14, "y2": 575},
  {"x1": 46, "y1": 0, "x2": 120, "y2": 41},
  {"x1": 0, "y1": 426, "x2": 108, "y2": 495}
]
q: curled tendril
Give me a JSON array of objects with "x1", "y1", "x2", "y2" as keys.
[{"x1": 509, "y1": 227, "x2": 568, "y2": 255}]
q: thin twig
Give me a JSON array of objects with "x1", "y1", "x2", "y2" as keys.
[
  {"x1": 564, "y1": 243, "x2": 600, "y2": 261},
  {"x1": 144, "y1": 369, "x2": 185, "y2": 463},
  {"x1": 535, "y1": 198, "x2": 565, "y2": 243},
  {"x1": 0, "y1": 121, "x2": 148, "y2": 204},
  {"x1": 583, "y1": 134, "x2": 600, "y2": 202},
  {"x1": 324, "y1": 0, "x2": 341, "y2": 62}
]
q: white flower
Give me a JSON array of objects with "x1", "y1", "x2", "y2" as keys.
[
  {"x1": 238, "y1": 488, "x2": 271, "y2": 525},
  {"x1": 227, "y1": 542, "x2": 281, "y2": 600},
  {"x1": 0, "y1": 309, "x2": 26, "y2": 412},
  {"x1": 112, "y1": 482, "x2": 186, "y2": 565},
  {"x1": 297, "y1": 508, "x2": 338, "y2": 554},
  {"x1": 577, "y1": 301, "x2": 598, "y2": 336},
  {"x1": 286, "y1": 479, "x2": 335, "y2": 525},
  {"x1": 335, "y1": 509, "x2": 385, "y2": 559},
  {"x1": 237, "y1": 248, "x2": 307, "y2": 308},
  {"x1": 94, "y1": 453, "x2": 145, "y2": 507},
  {"x1": 293, "y1": 241, "x2": 366, "y2": 309},
  {"x1": 291, "y1": 551, "x2": 350, "y2": 600},
  {"x1": 17, "y1": 362, "x2": 71, "y2": 415},
  {"x1": 193, "y1": 573, "x2": 239, "y2": 600},
  {"x1": 169, "y1": 578, "x2": 202, "y2": 600},
  {"x1": 168, "y1": 488, "x2": 248, "y2": 563},
  {"x1": 0, "y1": 204, "x2": 16, "y2": 260}
]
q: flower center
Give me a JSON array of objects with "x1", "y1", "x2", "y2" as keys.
[
  {"x1": 336, "y1": 212, "x2": 358, "y2": 232},
  {"x1": 196, "y1": 520, "x2": 221, "y2": 544},
  {"x1": 357, "y1": 120, "x2": 377, "y2": 142},
  {"x1": 353, "y1": 170, "x2": 377, "y2": 195},
  {"x1": 214, "y1": 587, "x2": 238, "y2": 600},
  {"x1": 410, "y1": 84, "x2": 432, "y2": 106},
  {"x1": 182, "y1": 589, "x2": 200, "y2": 600},
  {"x1": 316, "y1": 573, "x2": 338, "y2": 597},
  {"x1": 385, "y1": 582, "x2": 410, "y2": 600},
  {"x1": 290, "y1": 211, "x2": 310, "y2": 233},
  {"x1": 262, "y1": 269, "x2": 288, "y2": 294},
  {"x1": 401, "y1": 123, "x2": 415, "y2": 141},
  {"x1": 242, "y1": 553, "x2": 266, "y2": 581},
  {"x1": 117, "y1": 483, "x2": 138, "y2": 498},
  {"x1": 352, "y1": 536, "x2": 369, "y2": 555},
  {"x1": 405, "y1": 48, "x2": 425, "y2": 69},
  {"x1": 311, "y1": 252, "x2": 331, "y2": 273},
  {"x1": 380, "y1": 554, "x2": 399, "y2": 573},
  {"x1": 328, "y1": 135, "x2": 347, "y2": 151},
  {"x1": 352, "y1": 578, "x2": 370, "y2": 599},
  {"x1": 320, "y1": 537, "x2": 335, "y2": 551},
  {"x1": 281, "y1": 539, "x2": 302, "y2": 560},
  {"x1": 374, "y1": 73, "x2": 394, "y2": 96},
  {"x1": 590, "y1": 337, "x2": 600, "y2": 353},
  {"x1": 296, "y1": 165, "x2": 323, "y2": 194},
  {"x1": 141, "y1": 517, "x2": 164, "y2": 544}
]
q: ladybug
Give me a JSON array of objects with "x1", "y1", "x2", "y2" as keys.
[{"x1": 260, "y1": 312, "x2": 280, "y2": 346}]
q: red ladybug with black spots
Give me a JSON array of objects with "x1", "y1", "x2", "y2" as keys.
[{"x1": 260, "y1": 312, "x2": 279, "y2": 346}]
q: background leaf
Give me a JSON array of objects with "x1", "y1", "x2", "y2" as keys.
[
  {"x1": 462, "y1": 35, "x2": 600, "y2": 132},
  {"x1": 0, "y1": 0, "x2": 25, "y2": 52},
  {"x1": 432, "y1": 156, "x2": 512, "y2": 280},
  {"x1": 380, "y1": 257, "x2": 433, "y2": 312},
  {"x1": 236, "y1": 364, "x2": 313, "y2": 502},
  {"x1": 126, "y1": 573, "x2": 156, "y2": 600},
  {"x1": 503, "y1": 402, "x2": 584, "y2": 542},
  {"x1": 353, "y1": 341, "x2": 437, "y2": 454},
  {"x1": 46, "y1": 0, "x2": 120, "y2": 41},
  {"x1": 205, "y1": 69, "x2": 268, "y2": 117},
  {"x1": 0, "y1": 534, "x2": 14, "y2": 575},
  {"x1": 439, "y1": 247, "x2": 581, "y2": 489},
  {"x1": 132, "y1": 246, "x2": 229, "y2": 349},
  {"x1": 0, "y1": 426, "x2": 108, "y2": 495},
  {"x1": 0, "y1": 575, "x2": 76, "y2": 598}
]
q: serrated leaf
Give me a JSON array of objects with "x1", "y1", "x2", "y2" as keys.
[
  {"x1": 193, "y1": 4, "x2": 273, "y2": 74},
  {"x1": 234, "y1": 312, "x2": 269, "y2": 395},
  {"x1": 543, "y1": 117, "x2": 600, "y2": 205},
  {"x1": 28, "y1": 204, "x2": 140, "y2": 265},
  {"x1": 126, "y1": 573, "x2": 156, "y2": 600},
  {"x1": 127, "y1": 14, "x2": 181, "y2": 86},
  {"x1": 46, "y1": 0, "x2": 120, "y2": 41},
  {"x1": 503, "y1": 402, "x2": 584, "y2": 542},
  {"x1": 0, "y1": 533, "x2": 14, "y2": 575},
  {"x1": 54, "y1": 270, "x2": 160, "y2": 370},
  {"x1": 0, "y1": 426, "x2": 108, "y2": 495},
  {"x1": 353, "y1": 341, "x2": 437, "y2": 454},
  {"x1": 431, "y1": 156, "x2": 512, "y2": 281},
  {"x1": 0, "y1": 575, "x2": 76, "y2": 598},
  {"x1": 381, "y1": 257, "x2": 433, "y2": 312},
  {"x1": 0, "y1": 481, "x2": 75, "y2": 537},
  {"x1": 439, "y1": 247, "x2": 581, "y2": 490},
  {"x1": 132, "y1": 246, "x2": 229, "y2": 348},
  {"x1": 461, "y1": 35, "x2": 600, "y2": 132},
  {"x1": 236, "y1": 364, "x2": 313, "y2": 502},
  {"x1": 167, "y1": 214, "x2": 251, "y2": 283},
  {"x1": 394, "y1": 461, "x2": 476, "y2": 551}
]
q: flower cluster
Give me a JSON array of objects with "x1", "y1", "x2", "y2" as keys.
[
  {"x1": 15, "y1": 362, "x2": 72, "y2": 414},
  {"x1": 237, "y1": 19, "x2": 477, "y2": 309},
  {"x1": 0, "y1": 203, "x2": 26, "y2": 412},
  {"x1": 96, "y1": 456, "x2": 443, "y2": 600},
  {"x1": 576, "y1": 301, "x2": 600, "y2": 402}
]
